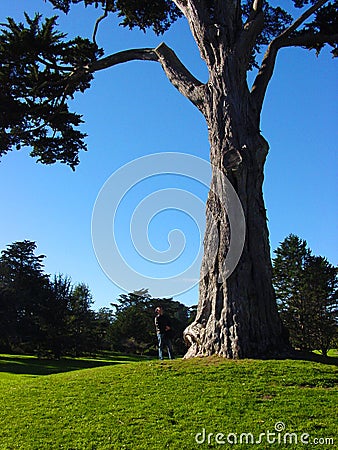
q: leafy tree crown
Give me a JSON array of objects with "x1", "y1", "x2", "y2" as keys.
[{"x1": 0, "y1": 0, "x2": 337, "y2": 167}]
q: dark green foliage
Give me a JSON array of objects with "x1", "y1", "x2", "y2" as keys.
[
  {"x1": 92, "y1": 307, "x2": 115, "y2": 350},
  {"x1": 0, "y1": 240, "x2": 114, "y2": 356},
  {"x1": 33, "y1": 275, "x2": 105, "y2": 357},
  {"x1": 273, "y1": 234, "x2": 338, "y2": 355},
  {"x1": 48, "y1": 0, "x2": 183, "y2": 34},
  {"x1": 0, "y1": 240, "x2": 197, "y2": 357},
  {"x1": 0, "y1": 240, "x2": 49, "y2": 352},
  {"x1": 0, "y1": 13, "x2": 102, "y2": 168},
  {"x1": 289, "y1": 0, "x2": 338, "y2": 57},
  {"x1": 39, "y1": 274, "x2": 74, "y2": 358},
  {"x1": 39, "y1": 276, "x2": 113, "y2": 357},
  {"x1": 0, "y1": 240, "x2": 47, "y2": 279},
  {"x1": 110, "y1": 288, "x2": 195, "y2": 355},
  {"x1": 301, "y1": 254, "x2": 338, "y2": 355},
  {"x1": 45, "y1": 0, "x2": 338, "y2": 59},
  {"x1": 300, "y1": 1, "x2": 338, "y2": 55},
  {"x1": 67, "y1": 282, "x2": 96, "y2": 355},
  {"x1": 1, "y1": 2, "x2": 336, "y2": 166}
]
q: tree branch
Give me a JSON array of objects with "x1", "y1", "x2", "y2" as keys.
[
  {"x1": 154, "y1": 42, "x2": 206, "y2": 109},
  {"x1": 281, "y1": 32, "x2": 338, "y2": 49},
  {"x1": 92, "y1": 8, "x2": 108, "y2": 45},
  {"x1": 36, "y1": 56, "x2": 73, "y2": 72},
  {"x1": 236, "y1": 0, "x2": 264, "y2": 59},
  {"x1": 87, "y1": 44, "x2": 205, "y2": 109},
  {"x1": 250, "y1": 40, "x2": 279, "y2": 114},
  {"x1": 248, "y1": 0, "x2": 264, "y2": 19},
  {"x1": 251, "y1": 0, "x2": 330, "y2": 114},
  {"x1": 171, "y1": 0, "x2": 217, "y2": 66},
  {"x1": 89, "y1": 48, "x2": 159, "y2": 72}
]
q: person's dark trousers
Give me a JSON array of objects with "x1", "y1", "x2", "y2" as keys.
[{"x1": 157, "y1": 333, "x2": 174, "y2": 360}]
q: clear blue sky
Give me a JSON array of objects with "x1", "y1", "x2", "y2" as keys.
[{"x1": 0, "y1": 0, "x2": 337, "y2": 309}]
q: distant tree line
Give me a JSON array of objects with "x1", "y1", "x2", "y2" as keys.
[
  {"x1": 0, "y1": 240, "x2": 111, "y2": 357},
  {"x1": 0, "y1": 240, "x2": 195, "y2": 357},
  {"x1": 273, "y1": 234, "x2": 337, "y2": 356},
  {"x1": 0, "y1": 237, "x2": 336, "y2": 359}
]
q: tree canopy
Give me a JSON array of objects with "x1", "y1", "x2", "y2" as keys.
[{"x1": 0, "y1": 0, "x2": 337, "y2": 168}]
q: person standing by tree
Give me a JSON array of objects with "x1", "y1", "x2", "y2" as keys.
[{"x1": 155, "y1": 306, "x2": 174, "y2": 360}]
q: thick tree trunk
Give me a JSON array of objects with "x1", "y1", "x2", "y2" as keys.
[{"x1": 184, "y1": 71, "x2": 290, "y2": 358}]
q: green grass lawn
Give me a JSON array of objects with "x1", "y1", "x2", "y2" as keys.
[{"x1": 0, "y1": 352, "x2": 337, "y2": 449}]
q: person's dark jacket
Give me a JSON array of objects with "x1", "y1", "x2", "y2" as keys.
[{"x1": 155, "y1": 314, "x2": 171, "y2": 335}]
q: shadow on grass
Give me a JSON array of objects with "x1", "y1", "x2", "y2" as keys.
[
  {"x1": 289, "y1": 350, "x2": 338, "y2": 367},
  {"x1": 2, "y1": 349, "x2": 335, "y2": 376},
  {"x1": 0, "y1": 352, "x2": 151, "y2": 376}
]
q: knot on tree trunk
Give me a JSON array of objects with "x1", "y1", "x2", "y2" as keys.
[{"x1": 222, "y1": 145, "x2": 242, "y2": 171}]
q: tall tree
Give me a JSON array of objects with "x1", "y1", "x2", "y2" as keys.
[
  {"x1": 39, "y1": 273, "x2": 74, "y2": 357},
  {"x1": 69, "y1": 282, "x2": 96, "y2": 355},
  {"x1": 0, "y1": 240, "x2": 49, "y2": 351},
  {"x1": 273, "y1": 234, "x2": 338, "y2": 355},
  {"x1": 304, "y1": 255, "x2": 338, "y2": 356},
  {"x1": 1, "y1": 1, "x2": 337, "y2": 357},
  {"x1": 93, "y1": 307, "x2": 115, "y2": 351}
]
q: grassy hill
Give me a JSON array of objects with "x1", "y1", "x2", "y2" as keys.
[{"x1": 0, "y1": 352, "x2": 337, "y2": 449}]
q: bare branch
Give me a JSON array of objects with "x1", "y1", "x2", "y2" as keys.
[
  {"x1": 92, "y1": 9, "x2": 108, "y2": 46},
  {"x1": 154, "y1": 42, "x2": 206, "y2": 109},
  {"x1": 250, "y1": 40, "x2": 279, "y2": 114},
  {"x1": 251, "y1": 0, "x2": 330, "y2": 114},
  {"x1": 282, "y1": 32, "x2": 338, "y2": 48},
  {"x1": 89, "y1": 48, "x2": 158, "y2": 72},
  {"x1": 36, "y1": 56, "x2": 73, "y2": 72},
  {"x1": 87, "y1": 44, "x2": 205, "y2": 109}
]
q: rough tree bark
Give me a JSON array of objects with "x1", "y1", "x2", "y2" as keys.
[
  {"x1": 181, "y1": 61, "x2": 288, "y2": 358},
  {"x1": 184, "y1": 85, "x2": 288, "y2": 357},
  {"x1": 175, "y1": 0, "x2": 290, "y2": 357}
]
